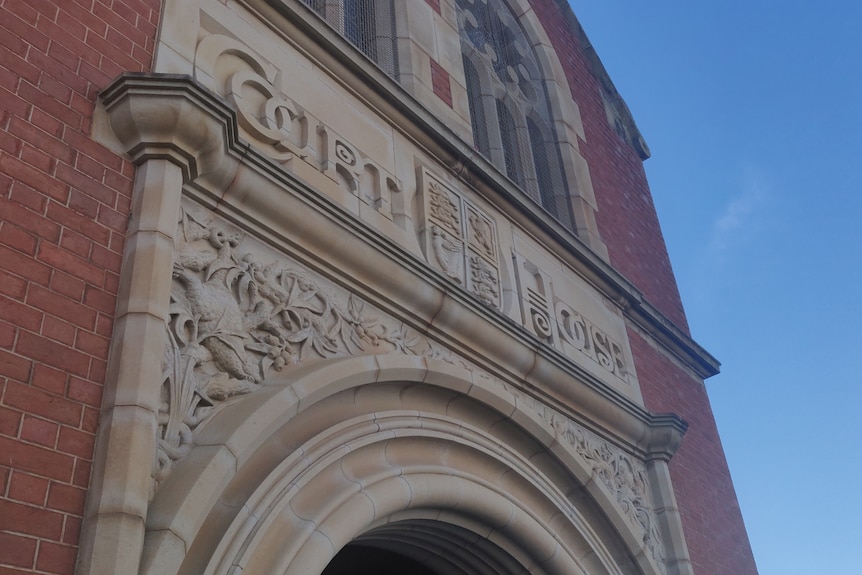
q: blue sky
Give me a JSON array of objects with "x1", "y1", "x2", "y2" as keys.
[{"x1": 569, "y1": 1, "x2": 862, "y2": 573}]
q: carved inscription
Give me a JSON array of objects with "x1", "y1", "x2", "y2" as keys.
[
  {"x1": 318, "y1": 125, "x2": 400, "y2": 218},
  {"x1": 420, "y1": 169, "x2": 501, "y2": 308},
  {"x1": 194, "y1": 34, "x2": 401, "y2": 221},
  {"x1": 514, "y1": 250, "x2": 631, "y2": 383},
  {"x1": 556, "y1": 301, "x2": 628, "y2": 378}
]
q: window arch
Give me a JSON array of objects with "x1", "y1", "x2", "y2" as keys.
[
  {"x1": 455, "y1": 0, "x2": 571, "y2": 228},
  {"x1": 301, "y1": 0, "x2": 398, "y2": 77}
]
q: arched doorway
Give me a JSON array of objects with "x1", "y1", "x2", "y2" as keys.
[
  {"x1": 322, "y1": 519, "x2": 527, "y2": 575},
  {"x1": 139, "y1": 357, "x2": 674, "y2": 575}
]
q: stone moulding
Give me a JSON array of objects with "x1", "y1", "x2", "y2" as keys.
[
  {"x1": 142, "y1": 356, "x2": 684, "y2": 575},
  {"x1": 97, "y1": 72, "x2": 689, "y2": 456},
  {"x1": 235, "y1": 0, "x2": 718, "y2": 380},
  {"x1": 81, "y1": 72, "x2": 699, "y2": 575},
  {"x1": 156, "y1": 201, "x2": 674, "y2": 570}
]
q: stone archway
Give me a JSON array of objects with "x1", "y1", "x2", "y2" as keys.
[{"x1": 138, "y1": 356, "x2": 672, "y2": 575}]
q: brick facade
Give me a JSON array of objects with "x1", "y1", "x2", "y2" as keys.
[
  {"x1": 0, "y1": 0, "x2": 755, "y2": 573},
  {"x1": 0, "y1": 1, "x2": 160, "y2": 572},
  {"x1": 529, "y1": 1, "x2": 758, "y2": 573}
]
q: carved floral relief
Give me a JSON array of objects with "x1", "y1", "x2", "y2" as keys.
[
  {"x1": 164, "y1": 26, "x2": 664, "y2": 565},
  {"x1": 157, "y1": 202, "x2": 463, "y2": 483},
  {"x1": 157, "y1": 202, "x2": 666, "y2": 568},
  {"x1": 504, "y1": 382, "x2": 667, "y2": 571},
  {"x1": 552, "y1": 418, "x2": 666, "y2": 570}
]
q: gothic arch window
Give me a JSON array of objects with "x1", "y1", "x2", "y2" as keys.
[
  {"x1": 456, "y1": 0, "x2": 571, "y2": 229},
  {"x1": 301, "y1": 0, "x2": 398, "y2": 77}
]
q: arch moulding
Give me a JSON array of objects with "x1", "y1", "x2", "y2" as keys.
[{"x1": 140, "y1": 356, "x2": 682, "y2": 575}]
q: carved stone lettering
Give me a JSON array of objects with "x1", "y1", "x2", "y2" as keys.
[
  {"x1": 194, "y1": 34, "x2": 400, "y2": 221},
  {"x1": 318, "y1": 125, "x2": 401, "y2": 219},
  {"x1": 195, "y1": 34, "x2": 311, "y2": 163},
  {"x1": 513, "y1": 250, "x2": 632, "y2": 383},
  {"x1": 555, "y1": 299, "x2": 629, "y2": 381},
  {"x1": 513, "y1": 255, "x2": 555, "y2": 343}
]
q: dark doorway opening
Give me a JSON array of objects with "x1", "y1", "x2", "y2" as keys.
[{"x1": 322, "y1": 543, "x2": 440, "y2": 575}]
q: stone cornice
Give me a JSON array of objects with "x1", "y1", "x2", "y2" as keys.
[{"x1": 99, "y1": 73, "x2": 694, "y2": 460}]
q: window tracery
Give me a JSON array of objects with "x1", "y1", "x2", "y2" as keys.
[
  {"x1": 300, "y1": 0, "x2": 398, "y2": 77},
  {"x1": 297, "y1": 0, "x2": 585, "y2": 238},
  {"x1": 456, "y1": 0, "x2": 571, "y2": 228}
]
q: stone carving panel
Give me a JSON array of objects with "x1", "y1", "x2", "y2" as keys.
[
  {"x1": 158, "y1": 201, "x2": 666, "y2": 568},
  {"x1": 498, "y1": 380, "x2": 667, "y2": 572},
  {"x1": 193, "y1": 33, "x2": 632, "y2": 391},
  {"x1": 514, "y1": 249, "x2": 632, "y2": 385},
  {"x1": 318, "y1": 124, "x2": 401, "y2": 220},
  {"x1": 158, "y1": 201, "x2": 465, "y2": 483},
  {"x1": 550, "y1": 412, "x2": 667, "y2": 571},
  {"x1": 420, "y1": 168, "x2": 501, "y2": 308},
  {"x1": 194, "y1": 33, "x2": 401, "y2": 221}
]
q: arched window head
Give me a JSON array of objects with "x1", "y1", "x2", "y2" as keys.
[
  {"x1": 456, "y1": 0, "x2": 571, "y2": 228},
  {"x1": 301, "y1": 0, "x2": 397, "y2": 78}
]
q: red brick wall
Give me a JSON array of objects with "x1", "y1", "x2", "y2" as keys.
[
  {"x1": 629, "y1": 329, "x2": 757, "y2": 574},
  {"x1": 529, "y1": 1, "x2": 757, "y2": 573},
  {"x1": 0, "y1": 0, "x2": 161, "y2": 572},
  {"x1": 430, "y1": 58, "x2": 453, "y2": 108},
  {"x1": 530, "y1": 0, "x2": 689, "y2": 333}
]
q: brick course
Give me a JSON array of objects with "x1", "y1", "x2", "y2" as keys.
[
  {"x1": 430, "y1": 58, "x2": 453, "y2": 108},
  {"x1": 529, "y1": 0, "x2": 690, "y2": 332},
  {"x1": 630, "y1": 329, "x2": 757, "y2": 574},
  {"x1": 0, "y1": 0, "x2": 161, "y2": 572}
]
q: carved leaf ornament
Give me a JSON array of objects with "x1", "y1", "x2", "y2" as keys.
[
  {"x1": 157, "y1": 205, "x2": 457, "y2": 481},
  {"x1": 157, "y1": 204, "x2": 667, "y2": 569}
]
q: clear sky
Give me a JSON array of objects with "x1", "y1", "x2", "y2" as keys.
[{"x1": 568, "y1": 1, "x2": 862, "y2": 573}]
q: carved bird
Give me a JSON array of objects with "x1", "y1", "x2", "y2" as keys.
[{"x1": 173, "y1": 263, "x2": 260, "y2": 385}]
